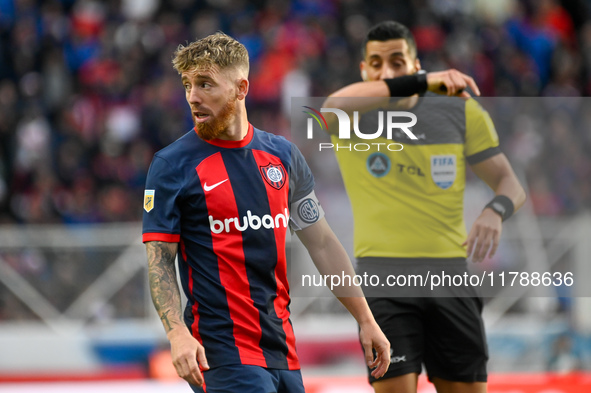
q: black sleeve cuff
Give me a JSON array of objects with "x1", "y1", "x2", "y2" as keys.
[{"x1": 466, "y1": 146, "x2": 501, "y2": 165}]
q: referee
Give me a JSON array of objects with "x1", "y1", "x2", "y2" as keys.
[{"x1": 323, "y1": 21, "x2": 526, "y2": 393}]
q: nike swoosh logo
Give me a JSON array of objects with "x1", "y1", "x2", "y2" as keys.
[{"x1": 203, "y1": 179, "x2": 228, "y2": 191}]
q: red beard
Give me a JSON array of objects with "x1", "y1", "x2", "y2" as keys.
[{"x1": 194, "y1": 99, "x2": 237, "y2": 140}]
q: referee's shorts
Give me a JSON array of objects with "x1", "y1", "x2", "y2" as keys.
[{"x1": 357, "y1": 257, "x2": 488, "y2": 384}]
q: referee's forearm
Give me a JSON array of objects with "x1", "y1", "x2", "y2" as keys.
[
  {"x1": 326, "y1": 74, "x2": 427, "y2": 100},
  {"x1": 328, "y1": 81, "x2": 390, "y2": 98},
  {"x1": 322, "y1": 76, "x2": 426, "y2": 134},
  {"x1": 494, "y1": 176, "x2": 526, "y2": 213}
]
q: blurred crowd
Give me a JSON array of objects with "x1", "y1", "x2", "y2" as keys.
[{"x1": 0, "y1": 0, "x2": 590, "y2": 225}]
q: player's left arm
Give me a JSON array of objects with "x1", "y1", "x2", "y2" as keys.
[
  {"x1": 465, "y1": 153, "x2": 526, "y2": 262},
  {"x1": 296, "y1": 218, "x2": 390, "y2": 379}
]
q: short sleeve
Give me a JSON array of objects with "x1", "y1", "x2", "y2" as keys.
[
  {"x1": 142, "y1": 155, "x2": 182, "y2": 243},
  {"x1": 464, "y1": 98, "x2": 501, "y2": 165},
  {"x1": 288, "y1": 143, "x2": 315, "y2": 202},
  {"x1": 288, "y1": 143, "x2": 324, "y2": 230}
]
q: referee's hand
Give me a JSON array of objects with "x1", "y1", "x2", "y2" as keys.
[
  {"x1": 168, "y1": 328, "x2": 210, "y2": 387},
  {"x1": 426, "y1": 69, "x2": 481, "y2": 98},
  {"x1": 463, "y1": 208, "x2": 502, "y2": 263}
]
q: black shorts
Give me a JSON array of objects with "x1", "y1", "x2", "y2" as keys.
[{"x1": 358, "y1": 258, "x2": 488, "y2": 384}]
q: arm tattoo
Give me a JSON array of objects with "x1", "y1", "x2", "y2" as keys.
[{"x1": 146, "y1": 241, "x2": 183, "y2": 333}]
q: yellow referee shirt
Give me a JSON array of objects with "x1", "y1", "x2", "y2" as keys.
[{"x1": 332, "y1": 95, "x2": 500, "y2": 259}]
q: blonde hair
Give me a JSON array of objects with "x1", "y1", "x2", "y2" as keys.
[{"x1": 172, "y1": 32, "x2": 249, "y2": 76}]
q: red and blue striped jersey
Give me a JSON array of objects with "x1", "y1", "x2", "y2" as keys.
[{"x1": 142, "y1": 124, "x2": 322, "y2": 370}]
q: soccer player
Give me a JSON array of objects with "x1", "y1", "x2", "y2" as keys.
[
  {"x1": 142, "y1": 32, "x2": 390, "y2": 393},
  {"x1": 322, "y1": 21, "x2": 527, "y2": 393}
]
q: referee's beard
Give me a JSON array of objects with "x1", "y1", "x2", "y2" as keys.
[{"x1": 195, "y1": 98, "x2": 237, "y2": 141}]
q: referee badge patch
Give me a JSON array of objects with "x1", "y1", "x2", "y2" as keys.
[
  {"x1": 367, "y1": 152, "x2": 391, "y2": 178},
  {"x1": 144, "y1": 189, "x2": 155, "y2": 212},
  {"x1": 431, "y1": 155, "x2": 456, "y2": 189},
  {"x1": 259, "y1": 163, "x2": 286, "y2": 190}
]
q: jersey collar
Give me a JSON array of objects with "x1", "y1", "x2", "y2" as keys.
[{"x1": 196, "y1": 123, "x2": 254, "y2": 148}]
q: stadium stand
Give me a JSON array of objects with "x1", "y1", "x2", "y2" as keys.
[{"x1": 1, "y1": 0, "x2": 591, "y2": 390}]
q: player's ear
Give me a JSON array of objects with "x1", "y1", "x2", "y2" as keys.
[
  {"x1": 360, "y1": 62, "x2": 368, "y2": 81},
  {"x1": 414, "y1": 57, "x2": 421, "y2": 73},
  {"x1": 236, "y1": 78, "x2": 249, "y2": 100}
]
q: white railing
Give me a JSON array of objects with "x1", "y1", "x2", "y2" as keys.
[
  {"x1": 0, "y1": 212, "x2": 590, "y2": 372},
  {"x1": 0, "y1": 223, "x2": 151, "y2": 332}
]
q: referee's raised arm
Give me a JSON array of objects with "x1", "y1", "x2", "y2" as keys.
[{"x1": 322, "y1": 68, "x2": 481, "y2": 134}]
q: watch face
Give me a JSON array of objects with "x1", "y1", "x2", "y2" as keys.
[{"x1": 492, "y1": 202, "x2": 506, "y2": 214}]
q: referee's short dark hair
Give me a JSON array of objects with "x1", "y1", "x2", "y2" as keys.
[{"x1": 363, "y1": 21, "x2": 417, "y2": 59}]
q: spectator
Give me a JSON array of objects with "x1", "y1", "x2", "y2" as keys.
[{"x1": 0, "y1": 0, "x2": 588, "y2": 223}]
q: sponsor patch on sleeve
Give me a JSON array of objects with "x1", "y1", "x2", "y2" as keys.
[{"x1": 144, "y1": 189, "x2": 155, "y2": 212}]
